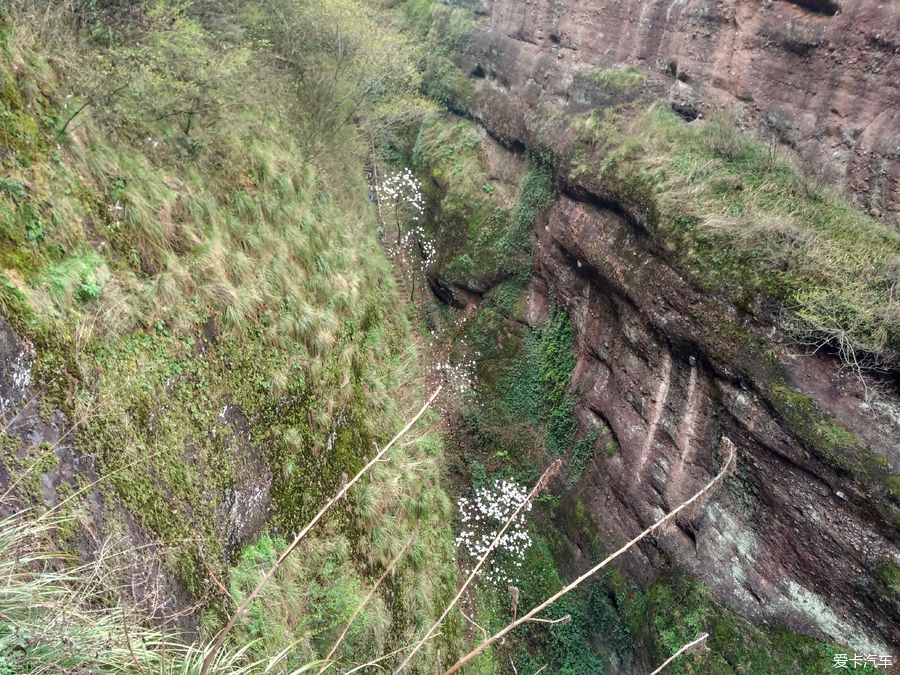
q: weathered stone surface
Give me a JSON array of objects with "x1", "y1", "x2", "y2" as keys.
[
  {"x1": 529, "y1": 193, "x2": 900, "y2": 654},
  {"x1": 0, "y1": 316, "x2": 272, "y2": 634},
  {"x1": 424, "y1": 0, "x2": 900, "y2": 653},
  {"x1": 0, "y1": 316, "x2": 33, "y2": 418},
  {"x1": 459, "y1": 0, "x2": 900, "y2": 226}
]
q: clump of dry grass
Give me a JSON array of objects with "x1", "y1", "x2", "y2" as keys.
[{"x1": 0, "y1": 508, "x2": 316, "y2": 673}]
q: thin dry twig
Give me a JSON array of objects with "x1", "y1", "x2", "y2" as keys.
[
  {"x1": 201, "y1": 558, "x2": 235, "y2": 608},
  {"x1": 343, "y1": 633, "x2": 442, "y2": 675},
  {"x1": 459, "y1": 607, "x2": 487, "y2": 641},
  {"x1": 200, "y1": 388, "x2": 442, "y2": 675},
  {"x1": 121, "y1": 610, "x2": 149, "y2": 675},
  {"x1": 444, "y1": 440, "x2": 736, "y2": 674},
  {"x1": 526, "y1": 615, "x2": 571, "y2": 626},
  {"x1": 318, "y1": 532, "x2": 417, "y2": 673},
  {"x1": 648, "y1": 632, "x2": 709, "y2": 675}
]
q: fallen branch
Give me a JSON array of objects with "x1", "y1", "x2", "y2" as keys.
[
  {"x1": 444, "y1": 439, "x2": 735, "y2": 674},
  {"x1": 200, "y1": 388, "x2": 442, "y2": 675}
]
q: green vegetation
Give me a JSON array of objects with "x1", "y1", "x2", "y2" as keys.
[
  {"x1": 413, "y1": 113, "x2": 512, "y2": 283},
  {"x1": 418, "y1": 5, "x2": 483, "y2": 107},
  {"x1": 0, "y1": 0, "x2": 459, "y2": 670},
  {"x1": 767, "y1": 379, "x2": 897, "y2": 521},
  {"x1": 522, "y1": 308, "x2": 579, "y2": 457},
  {"x1": 413, "y1": 110, "x2": 555, "y2": 298},
  {"x1": 500, "y1": 161, "x2": 557, "y2": 280},
  {"x1": 642, "y1": 575, "x2": 879, "y2": 674},
  {"x1": 567, "y1": 431, "x2": 599, "y2": 486},
  {"x1": 455, "y1": 305, "x2": 579, "y2": 488},
  {"x1": 876, "y1": 562, "x2": 900, "y2": 600},
  {"x1": 229, "y1": 534, "x2": 387, "y2": 669},
  {"x1": 590, "y1": 66, "x2": 644, "y2": 92},
  {"x1": 583, "y1": 65, "x2": 645, "y2": 104},
  {"x1": 4, "y1": 0, "x2": 894, "y2": 670},
  {"x1": 571, "y1": 104, "x2": 900, "y2": 371},
  {"x1": 500, "y1": 536, "x2": 609, "y2": 674}
]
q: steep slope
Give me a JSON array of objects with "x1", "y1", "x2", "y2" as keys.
[{"x1": 0, "y1": 2, "x2": 459, "y2": 670}]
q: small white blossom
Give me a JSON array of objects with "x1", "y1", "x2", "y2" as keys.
[
  {"x1": 455, "y1": 479, "x2": 533, "y2": 587},
  {"x1": 377, "y1": 168, "x2": 436, "y2": 269}
]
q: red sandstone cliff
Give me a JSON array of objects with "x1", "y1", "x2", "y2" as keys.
[
  {"x1": 417, "y1": 0, "x2": 900, "y2": 660},
  {"x1": 463, "y1": 0, "x2": 900, "y2": 226}
]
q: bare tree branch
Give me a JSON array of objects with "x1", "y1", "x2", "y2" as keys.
[
  {"x1": 648, "y1": 632, "x2": 709, "y2": 675},
  {"x1": 444, "y1": 439, "x2": 736, "y2": 674}
]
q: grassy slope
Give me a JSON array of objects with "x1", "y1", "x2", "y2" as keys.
[
  {"x1": 0, "y1": 2, "x2": 459, "y2": 671},
  {"x1": 568, "y1": 104, "x2": 900, "y2": 370}
]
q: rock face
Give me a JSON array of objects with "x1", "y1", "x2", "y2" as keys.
[
  {"x1": 0, "y1": 316, "x2": 272, "y2": 633},
  {"x1": 525, "y1": 192, "x2": 900, "y2": 655},
  {"x1": 462, "y1": 0, "x2": 900, "y2": 226},
  {"x1": 422, "y1": 0, "x2": 900, "y2": 658}
]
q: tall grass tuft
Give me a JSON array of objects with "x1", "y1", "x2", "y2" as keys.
[{"x1": 0, "y1": 509, "x2": 317, "y2": 673}]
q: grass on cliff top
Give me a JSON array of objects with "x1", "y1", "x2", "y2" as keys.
[{"x1": 572, "y1": 103, "x2": 900, "y2": 372}]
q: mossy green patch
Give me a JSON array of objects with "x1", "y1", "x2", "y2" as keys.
[
  {"x1": 504, "y1": 308, "x2": 578, "y2": 457},
  {"x1": 876, "y1": 562, "x2": 900, "y2": 599},
  {"x1": 768, "y1": 380, "x2": 898, "y2": 520},
  {"x1": 413, "y1": 113, "x2": 511, "y2": 283},
  {"x1": 577, "y1": 65, "x2": 646, "y2": 107},
  {"x1": 642, "y1": 575, "x2": 878, "y2": 674}
]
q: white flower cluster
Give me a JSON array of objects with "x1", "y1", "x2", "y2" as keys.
[
  {"x1": 400, "y1": 222, "x2": 437, "y2": 268},
  {"x1": 378, "y1": 168, "x2": 424, "y2": 217},
  {"x1": 455, "y1": 479, "x2": 533, "y2": 587},
  {"x1": 435, "y1": 356, "x2": 477, "y2": 397},
  {"x1": 379, "y1": 168, "x2": 437, "y2": 277}
]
